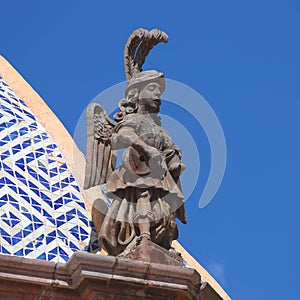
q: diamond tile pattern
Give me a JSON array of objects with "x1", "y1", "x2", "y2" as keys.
[{"x1": 0, "y1": 76, "x2": 97, "y2": 262}]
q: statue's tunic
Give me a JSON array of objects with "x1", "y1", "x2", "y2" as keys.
[{"x1": 98, "y1": 114, "x2": 186, "y2": 255}]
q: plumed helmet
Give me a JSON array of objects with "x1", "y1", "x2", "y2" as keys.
[
  {"x1": 123, "y1": 28, "x2": 168, "y2": 97},
  {"x1": 125, "y1": 70, "x2": 165, "y2": 96}
]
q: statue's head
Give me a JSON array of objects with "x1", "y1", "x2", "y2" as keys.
[
  {"x1": 114, "y1": 28, "x2": 168, "y2": 121},
  {"x1": 126, "y1": 70, "x2": 165, "y2": 114},
  {"x1": 125, "y1": 70, "x2": 165, "y2": 96},
  {"x1": 114, "y1": 70, "x2": 165, "y2": 120}
]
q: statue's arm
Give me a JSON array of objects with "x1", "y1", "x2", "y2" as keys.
[{"x1": 112, "y1": 127, "x2": 160, "y2": 159}]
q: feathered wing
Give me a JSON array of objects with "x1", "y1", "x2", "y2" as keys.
[{"x1": 84, "y1": 103, "x2": 117, "y2": 189}]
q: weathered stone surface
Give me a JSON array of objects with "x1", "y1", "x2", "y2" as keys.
[
  {"x1": 85, "y1": 29, "x2": 186, "y2": 258},
  {"x1": 118, "y1": 236, "x2": 184, "y2": 266},
  {"x1": 200, "y1": 282, "x2": 226, "y2": 300},
  {"x1": 0, "y1": 252, "x2": 225, "y2": 300}
]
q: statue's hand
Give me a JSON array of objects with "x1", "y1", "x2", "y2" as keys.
[
  {"x1": 146, "y1": 146, "x2": 161, "y2": 160},
  {"x1": 147, "y1": 147, "x2": 167, "y2": 179}
]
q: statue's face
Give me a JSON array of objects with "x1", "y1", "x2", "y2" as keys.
[{"x1": 138, "y1": 82, "x2": 162, "y2": 113}]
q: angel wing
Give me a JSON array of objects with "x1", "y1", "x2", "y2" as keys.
[{"x1": 84, "y1": 103, "x2": 117, "y2": 189}]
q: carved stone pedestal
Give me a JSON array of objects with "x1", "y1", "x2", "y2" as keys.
[{"x1": 118, "y1": 236, "x2": 184, "y2": 266}]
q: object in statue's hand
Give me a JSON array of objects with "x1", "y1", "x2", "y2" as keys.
[
  {"x1": 148, "y1": 151, "x2": 167, "y2": 179},
  {"x1": 123, "y1": 146, "x2": 166, "y2": 179}
]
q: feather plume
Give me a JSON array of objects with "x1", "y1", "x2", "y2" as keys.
[
  {"x1": 134, "y1": 29, "x2": 168, "y2": 73},
  {"x1": 123, "y1": 28, "x2": 168, "y2": 82},
  {"x1": 124, "y1": 28, "x2": 148, "y2": 81}
]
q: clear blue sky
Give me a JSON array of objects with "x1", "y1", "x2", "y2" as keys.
[{"x1": 2, "y1": 1, "x2": 300, "y2": 298}]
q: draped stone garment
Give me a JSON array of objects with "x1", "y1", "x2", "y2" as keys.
[{"x1": 98, "y1": 114, "x2": 186, "y2": 256}]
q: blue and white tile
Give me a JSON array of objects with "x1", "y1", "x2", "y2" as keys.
[{"x1": 0, "y1": 76, "x2": 98, "y2": 262}]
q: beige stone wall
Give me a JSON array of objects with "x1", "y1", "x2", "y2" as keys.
[{"x1": 0, "y1": 55, "x2": 230, "y2": 299}]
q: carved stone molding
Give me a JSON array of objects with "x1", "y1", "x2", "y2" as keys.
[{"x1": 0, "y1": 252, "x2": 223, "y2": 299}]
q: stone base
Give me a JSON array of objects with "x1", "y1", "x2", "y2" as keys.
[
  {"x1": 0, "y1": 252, "x2": 224, "y2": 300},
  {"x1": 118, "y1": 236, "x2": 184, "y2": 266}
]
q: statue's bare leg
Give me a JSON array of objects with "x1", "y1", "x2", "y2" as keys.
[{"x1": 134, "y1": 189, "x2": 154, "y2": 239}]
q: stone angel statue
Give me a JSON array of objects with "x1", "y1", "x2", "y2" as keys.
[{"x1": 84, "y1": 28, "x2": 186, "y2": 257}]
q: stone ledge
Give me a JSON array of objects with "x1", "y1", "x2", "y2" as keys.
[{"x1": 0, "y1": 252, "x2": 223, "y2": 299}]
